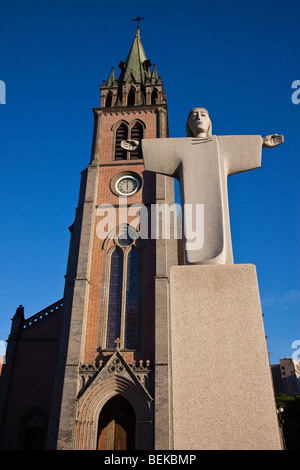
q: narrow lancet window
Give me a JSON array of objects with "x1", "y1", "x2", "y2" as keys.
[
  {"x1": 124, "y1": 248, "x2": 139, "y2": 349},
  {"x1": 106, "y1": 248, "x2": 123, "y2": 348},
  {"x1": 105, "y1": 92, "x2": 113, "y2": 107},
  {"x1": 127, "y1": 88, "x2": 135, "y2": 106},
  {"x1": 151, "y1": 89, "x2": 158, "y2": 105},
  {"x1": 115, "y1": 123, "x2": 128, "y2": 160},
  {"x1": 130, "y1": 122, "x2": 143, "y2": 159}
]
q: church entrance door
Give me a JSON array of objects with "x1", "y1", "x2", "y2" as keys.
[{"x1": 97, "y1": 395, "x2": 136, "y2": 450}]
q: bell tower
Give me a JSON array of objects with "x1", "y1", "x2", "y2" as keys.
[{"x1": 48, "y1": 26, "x2": 178, "y2": 450}]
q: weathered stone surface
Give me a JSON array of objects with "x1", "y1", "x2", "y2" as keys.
[{"x1": 169, "y1": 264, "x2": 283, "y2": 450}]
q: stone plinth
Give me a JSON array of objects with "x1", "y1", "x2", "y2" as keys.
[{"x1": 169, "y1": 264, "x2": 282, "y2": 450}]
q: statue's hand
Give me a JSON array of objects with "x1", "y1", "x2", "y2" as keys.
[
  {"x1": 121, "y1": 139, "x2": 140, "y2": 151},
  {"x1": 262, "y1": 134, "x2": 284, "y2": 148}
]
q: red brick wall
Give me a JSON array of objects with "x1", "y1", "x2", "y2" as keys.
[
  {"x1": 0, "y1": 309, "x2": 62, "y2": 449},
  {"x1": 98, "y1": 110, "x2": 157, "y2": 165},
  {"x1": 83, "y1": 110, "x2": 158, "y2": 365}
]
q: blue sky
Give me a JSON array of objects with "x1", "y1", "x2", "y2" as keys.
[{"x1": 0, "y1": 0, "x2": 299, "y2": 363}]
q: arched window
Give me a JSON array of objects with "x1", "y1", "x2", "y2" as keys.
[
  {"x1": 113, "y1": 120, "x2": 145, "y2": 161},
  {"x1": 130, "y1": 122, "x2": 143, "y2": 160},
  {"x1": 115, "y1": 123, "x2": 128, "y2": 160},
  {"x1": 125, "y1": 248, "x2": 139, "y2": 349},
  {"x1": 151, "y1": 89, "x2": 158, "y2": 105},
  {"x1": 105, "y1": 227, "x2": 140, "y2": 350},
  {"x1": 105, "y1": 92, "x2": 113, "y2": 107},
  {"x1": 106, "y1": 248, "x2": 123, "y2": 348},
  {"x1": 127, "y1": 87, "x2": 135, "y2": 106}
]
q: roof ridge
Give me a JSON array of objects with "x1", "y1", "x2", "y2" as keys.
[{"x1": 22, "y1": 299, "x2": 64, "y2": 329}]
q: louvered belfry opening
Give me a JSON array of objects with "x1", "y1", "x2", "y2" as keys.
[
  {"x1": 130, "y1": 122, "x2": 143, "y2": 159},
  {"x1": 115, "y1": 123, "x2": 128, "y2": 160}
]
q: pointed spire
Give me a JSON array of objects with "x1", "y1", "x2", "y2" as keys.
[
  {"x1": 99, "y1": 26, "x2": 166, "y2": 108},
  {"x1": 106, "y1": 67, "x2": 116, "y2": 87},
  {"x1": 118, "y1": 28, "x2": 151, "y2": 85},
  {"x1": 151, "y1": 64, "x2": 158, "y2": 84}
]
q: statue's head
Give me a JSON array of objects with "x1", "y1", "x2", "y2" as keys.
[{"x1": 186, "y1": 108, "x2": 212, "y2": 137}]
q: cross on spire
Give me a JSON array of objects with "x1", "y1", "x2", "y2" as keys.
[{"x1": 132, "y1": 15, "x2": 145, "y2": 29}]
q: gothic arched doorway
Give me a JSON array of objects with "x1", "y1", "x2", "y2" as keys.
[{"x1": 97, "y1": 395, "x2": 136, "y2": 450}]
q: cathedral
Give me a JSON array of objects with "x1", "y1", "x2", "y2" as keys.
[{"x1": 0, "y1": 26, "x2": 179, "y2": 450}]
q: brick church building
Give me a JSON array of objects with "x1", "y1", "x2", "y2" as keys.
[{"x1": 0, "y1": 26, "x2": 180, "y2": 450}]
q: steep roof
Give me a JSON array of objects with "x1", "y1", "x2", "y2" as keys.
[
  {"x1": 118, "y1": 28, "x2": 151, "y2": 85},
  {"x1": 106, "y1": 67, "x2": 116, "y2": 88}
]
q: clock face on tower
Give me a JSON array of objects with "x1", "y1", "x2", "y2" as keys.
[
  {"x1": 110, "y1": 172, "x2": 142, "y2": 197},
  {"x1": 116, "y1": 175, "x2": 139, "y2": 195}
]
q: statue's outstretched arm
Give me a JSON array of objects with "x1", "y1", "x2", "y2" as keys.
[
  {"x1": 121, "y1": 139, "x2": 141, "y2": 152},
  {"x1": 262, "y1": 134, "x2": 284, "y2": 148}
]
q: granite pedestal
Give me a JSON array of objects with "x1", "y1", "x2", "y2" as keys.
[{"x1": 169, "y1": 264, "x2": 282, "y2": 450}]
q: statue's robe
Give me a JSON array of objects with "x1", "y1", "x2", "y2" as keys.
[{"x1": 141, "y1": 135, "x2": 262, "y2": 264}]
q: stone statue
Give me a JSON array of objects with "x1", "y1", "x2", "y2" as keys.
[{"x1": 121, "y1": 108, "x2": 284, "y2": 265}]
